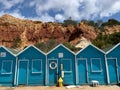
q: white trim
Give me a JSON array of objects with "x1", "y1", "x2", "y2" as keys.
[
  {"x1": 61, "y1": 59, "x2": 72, "y2": 73},
  {"x1": 76, "y1": 44, "x2": 105, "y2": 55},
  {"x1": 116, "y1": 58, "x2": 119, "y2": 83},
  {"x1": 104, "y1": 55, "x2": 110, "y2": 84},
  {"x1": 17, "y1": 59, "x2": 29, "y2": 85},
  {"x1": 106, "y1": 43, "x2": 120, "y2": 54},
  {"x1": 48, "y1": 59, "x2": 58, "y2": 85},
  {"x1": 0, "y1": 46, "x2": 16, "y2": 57},
  {"x1": 91, "y1": 58, "x2": 102, "y2": 72},
  {"x1": 47, "y1": 44, "x2": 75, "y2": 55},
  {"x1": 45, "y1": 55, "x2": 47, "y2": 85},
  {"x1": 77, "y1": 58, "x2": 89, "y2": 84},
  {"x1": 75, "y1": 55, "x2": 78, "y2": 84},
  {"x1": 14, "y1": 57, "x2": 18, "y2": 85},
  {"x1": 86, "y1": 59, "x2": 89, "y2": 83},
  {"x1": 32, "y1": 59, "x2": 42, "y2": 73},
  {"x1": 1, "y1": 60, "x2": 13, "y2": 74},
  {"x1": 107, "y1": 57, "x2": 117, "y2": 60},
  {"x1": 107, "y1": 58, "x2": 119, "y2": 83},
  {"x1": 16, "y1": 45, "x2": 46, "y2": 56}
]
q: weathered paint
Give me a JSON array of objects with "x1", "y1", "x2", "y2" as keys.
[
  {"x1": 1, "y1": 43, "x2": 120, "y2": 86},
  {"x1": 48, "y1": 59, "x2": 58, "y2": 85},
  {"x1": 107, "y1": 58, "x2": 118, "y2": 84},
  {"x1": 76, "y1": 44, "x2": 107, "y2": 85},
  {"x1": 0, "y1": 46, "x2": 16, "y2": 86},
  {"x1": 77, "y1": 58, "x2": 88, "y2": 84},
  {"x1": 16, "y1": 45, "x2": 46, "y2": 86},
  {"x1": 47, "y1": 44, "x2": 76, "y2": 86},
  {"x1": 106, "y1": 43, "x2": 120, "y2": 84}
]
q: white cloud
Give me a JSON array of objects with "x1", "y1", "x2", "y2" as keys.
[
  {"x1": 1, "y1": 0, "x2": 120, "y2": 22},
  {"x1": 0, "y1": 0, "x2": 24, "y2": 9},
  {"x1": 99, "y1": 0, "x2": 120, "y2": 18},
  {"x1": 27, "y1": 13, "x2": 55, "y2": 22},
  {"x1": 0, "y1": 10, "x2": 25, "y2": 19},
  {"x1": 38, "y1": 13, "x2": 55, "y2": 22},
  {"x1": 28, "y1": 0, "x2": 120, "y2": 22},
  {"x1": 55, "y1": 14, "x2": 65, "y2": 22}
]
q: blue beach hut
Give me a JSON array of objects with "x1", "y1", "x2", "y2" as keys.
[
  {"x1": 0, "y1": 46, "x2": 16, "y2": 86},
  {"x1": 106, "y1": 43, "x2": 120, "y2": 84},
  {"x1": 47, "y1": 44, "x2": 76, "y2": 86},
  {"x1": 76, "y1": 44, "x2": 108, "y2": 85},
  {"x1": 16, "y1": 45, "x2": 46, "y2": 86}
]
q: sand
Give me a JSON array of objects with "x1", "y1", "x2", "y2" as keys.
[{"x1": 0, "y1": 85, "x2": 120, "y2": 90}]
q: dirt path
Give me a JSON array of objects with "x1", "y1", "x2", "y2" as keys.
[{"x1": 0, "y1": 85, "x2": 120, "y2": 90}]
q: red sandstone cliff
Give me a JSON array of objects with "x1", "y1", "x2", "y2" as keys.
[{"x1": 0, "y1": 14, "x2": 98, "y2": 49}]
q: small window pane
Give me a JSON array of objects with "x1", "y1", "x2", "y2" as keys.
[
  {"x1": 32, "y1": 60, "x2": 42, "y2": 73},
  {"x1": 1, "y1": 60, "x2": 12, "y2": 74},
  {"x1": 91, "y1": 58, "x2": 102, "y2": 72},
  {"x1": 62, "y1": 59, "x2": 72, "y2": 72}
]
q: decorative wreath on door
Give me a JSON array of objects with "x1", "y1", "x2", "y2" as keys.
[{"x1": 49, "y1": 62, "x2": 57, "y2": 69}]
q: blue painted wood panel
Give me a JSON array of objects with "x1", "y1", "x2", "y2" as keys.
[
  {"x1": 78, "y1": 59, "x2": 87, "y2": 84},
  {"x1": 0, "y1": 47, "x2": 16, "y2": 86},
  {"x1": 118, "y1": 59, "x2": 120, "y2": 83},
  {"x1": 61, "y1": 59, "x2": 75, "y2": 85},
  {"x1": 18, "y1": 61, "x2": 28, "y2": 85},
  {"x1": 106, "y1": 44, "x2": 120, "y2": 84},
  {"x1": 76, "y1": 45, "x2": 107, "y2": 85},
  {"x1": 47, "y1": 44, "x2": 76, "y2": 85},
  {"x1": 17, "y1": 46, "x2": 46, "y2": 86},
  {"x1": 48, "y1": 59, "x2": 58, "y2": 85},
  {"x1": 107, "y1": 59, "x2": 117, "y2": 84}
]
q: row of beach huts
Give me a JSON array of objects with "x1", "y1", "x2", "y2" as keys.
[{"x1": 0, "y1": 43, "x2": 120, "y2": 86}]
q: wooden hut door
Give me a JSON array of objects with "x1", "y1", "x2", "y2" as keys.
[
  {"x1": 48, "y1": 59, "x2": 58, "y2": 85},
  {"x1": 107, "y1": 58, "x2": 118, "y2": 84},
  {"x1": 18, "y1": 60, "x2": 28, "y2": 85},
  {"x1": 77, "y1": 59, "x2": 88, "y2": 84},
  {"x1": 118, "y1": 60, "x2": 120, "y2": 83}
]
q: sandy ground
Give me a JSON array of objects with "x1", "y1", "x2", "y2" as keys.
[{"x1": 0, "y1": 85, "x2": 120, "y2": 90}]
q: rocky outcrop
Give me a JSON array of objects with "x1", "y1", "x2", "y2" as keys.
[
  {"x1": 103, "y1": 25, "x2": 120, "y2": 35},
  {"x1": 75, "y1": 37, "x2": 91, "y2": 49},
  {"x1": 0, "y1": 14, "x2": 98, "y2": 49}
]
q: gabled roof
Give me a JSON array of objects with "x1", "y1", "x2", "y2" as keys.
[
  {"x1": 102, "y1": 45, "x2": 115, "y2": 52},
  {"x1": 7, "y1": 48, "x2": 20, "y2": 54},
  {"x1": 16, "y1": 45, "x2": 46, "y2": 56},
  {"x1": 47, "y1": 44, "x2": 75, "y2": 55},
  {"x1": 0, "y1": 46, "x2": 16, "y2": 57},
  {"x1": 76, "y1": 44, "x2": 105, "y2": 55},
  {"x1": 106, "y1": 43, "x2": 120, "y2": 54}
]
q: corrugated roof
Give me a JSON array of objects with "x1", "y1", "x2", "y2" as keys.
[
  {"x1": 7, "y1": 48, "x2": 21, "y2": 54},
  {"x1": 102, "y1": 45, "x2": 115, "y2": 52}
]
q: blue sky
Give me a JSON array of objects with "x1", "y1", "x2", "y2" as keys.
[{"x1": 0, "y1": 0, "x2": 120, "y2": 22}]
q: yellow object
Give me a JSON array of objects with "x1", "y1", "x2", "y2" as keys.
[{"x1": 58, "y1": 77, "x2": 63, "y2": 87}]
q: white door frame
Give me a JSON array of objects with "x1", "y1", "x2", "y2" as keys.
[
  {"x1": 48, "y1": 59, "x2": 58, "y2": 85},
  {"x1": 76, "y1": 58, "x2": 88, "y2": 84},
  {"x1": 107, "y1": 58, "x2": 119, "y2": 83},
  {"x1": 17, "y1": 59, "x2": 29, "y2": 85}
]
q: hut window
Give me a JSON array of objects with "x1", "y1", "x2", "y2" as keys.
[
  {"x1": 61, "y1": 59, "x2": 72, "y2": 73},
  {"x1": 91, "y1": 58, "x2": 102, "y2": 72},
  {"x1": 1, "y1": 60, "x2": 13, "y2": 74},
  {"x1": 32, "y1": 59, "x2": 42, "y2": 73}
]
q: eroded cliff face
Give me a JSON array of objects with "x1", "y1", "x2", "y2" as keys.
[
  {"x1": 0, "y1": 14, "x2": 98, "y2": 49},
  {"x1": 103, "y1": 25, "x2": 120, "y2": 35}
]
